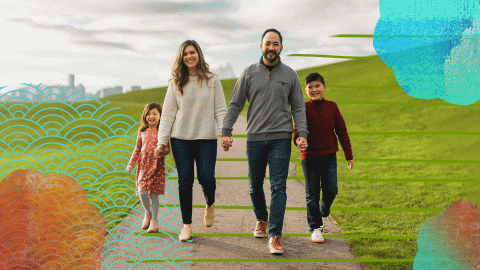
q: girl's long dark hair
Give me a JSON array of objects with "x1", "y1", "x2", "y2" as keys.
[{"x1": 139, "y1": 102, "x2": 162, "y2": 132}]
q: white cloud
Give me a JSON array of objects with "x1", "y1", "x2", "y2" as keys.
[
  {"x1": 210, "y1": 62, "x2": 237, "y2": 78},
  {"x1": 283, "y1": 56, "x2": 347, "y2": 73},
  {"x1": 0, "y1": 71, "x2": 77, "y2": 88},
  {"x1": 291, "y1": 38, "x2": 375, "y2": 57},
  {"x1": 0, "y1": 0, "x2": 380, "y2": 92},
  {"x1": 205, "y1": 42, "x2": 257, "y2": 53},
  {"x1": 85, "y1": 16, "x2": 136, "y2": 30}
]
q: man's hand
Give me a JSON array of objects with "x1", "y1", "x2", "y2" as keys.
[
  {"x1": 347, "y1": 160, "x2": 354, "y2": 169},
  {"x1": 126, "y1": 164, "x2": 133, "y2": 172},
  {"x1": 296, "y1": 137, "x2": 308, "y2": 152},
  {"x1": 221, "y1": 136, "x2": 233, "y2": 151}
]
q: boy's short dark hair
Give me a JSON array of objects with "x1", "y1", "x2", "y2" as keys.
[
  {"x1": 305, "y1": 72, "x2": 325, "y2": 85},
  {"x1": 261, "y1": 28, "x2": 283, "y2": 45}
]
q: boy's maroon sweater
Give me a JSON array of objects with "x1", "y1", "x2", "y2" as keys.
[{"x1": 294, "y1": 98, "x2": 353, "y2": 160}]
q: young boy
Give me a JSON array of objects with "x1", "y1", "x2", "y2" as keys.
[{"x1": 293, "y1": 72, "x2": 354, "y2": 243}]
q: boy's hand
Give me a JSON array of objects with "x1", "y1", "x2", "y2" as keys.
[
  {"x1": 126, "y1": 165, "x2": 133, "y2": 172},
  {"x1": 347, "y1": 160, "x2": 354, "y2": 169},
  {"x1": 296, "y1": 137, "x2": 308, "y2": 152},
  {"x1": 221, "y1": 136, "x2": 233, "y2": 151}
]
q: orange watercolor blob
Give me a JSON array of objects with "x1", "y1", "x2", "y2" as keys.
[{"x1": 0, "y1": 169, "x2": 107, "y2": 269}]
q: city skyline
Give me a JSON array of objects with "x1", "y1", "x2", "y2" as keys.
[
  {"x1": 0, "y1": 0, "x2": 379, "y2": 94},
  {"x1": 0, "y1": 73, "x2": 142, "y2": 102}
]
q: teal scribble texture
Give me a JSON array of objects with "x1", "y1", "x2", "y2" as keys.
[
  {"x1": 373, "y1": 0, "x2": 480, "y2": 105},
  {"x1": 0, "y1": 84, "x2": 192, "y2": 269}
]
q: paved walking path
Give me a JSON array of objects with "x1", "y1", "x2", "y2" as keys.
[
  {"x1": 101, "y1": 115, "x2": 362, "y2": 270},
  {"x1": 184, "y1": 115, "x2": 362, "y2": 269}
]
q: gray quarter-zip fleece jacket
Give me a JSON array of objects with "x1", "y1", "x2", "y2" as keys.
[{"x1": 222, "y1": 58, "x2": 308, "y2": 141}]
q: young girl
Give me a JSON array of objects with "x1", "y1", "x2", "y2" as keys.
[
  {"x1": 127, "y1": 102, "x2": 169, "y2": 233},
  {"x1": 156, "y1": 40, "x2": 227, "y2": 242}
]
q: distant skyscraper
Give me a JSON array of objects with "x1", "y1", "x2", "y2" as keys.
[
  {"x1": 131, "y1": 85, "x2": 141, "y2": 91},
  {"x1": 1, "y1": 75, "x2": 89, "y2": 103},
  {"x1": 99, "y1": 85, "x2": 123, "y2": 98},
  {"x1": 68, "y1": 74, "x2": 74, "y2": 87}
]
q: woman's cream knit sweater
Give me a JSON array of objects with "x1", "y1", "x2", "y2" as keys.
[{"x1": 157, "y1": 74, "x2": 227, "y2": 145}]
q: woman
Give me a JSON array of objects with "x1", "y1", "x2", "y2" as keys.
[{"x1": 156, "y1": 40, "x2": 227, "y2": 242}]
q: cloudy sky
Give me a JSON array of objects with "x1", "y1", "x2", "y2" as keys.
[{"x1": 0, "y1": 0, "x2": 379, "y2": 94}]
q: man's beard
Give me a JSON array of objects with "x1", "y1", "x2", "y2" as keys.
[{"x1": 263, "y1": 50, "x2": 280, "y2": 63}]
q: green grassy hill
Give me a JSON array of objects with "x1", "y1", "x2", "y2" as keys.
[{"x1": 101, "y1": 56, "x2": 480, "y2": 269}]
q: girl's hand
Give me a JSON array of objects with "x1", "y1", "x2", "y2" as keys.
[
  {"x1": 155, "y1": 145, "x2": 165, "y2": 156},
  {"x1": 126, "y1": 165, "x2": 133, "y2": 172},
  {"x1": 163, "y1": 145, "x2": 170, "y2": 155}
]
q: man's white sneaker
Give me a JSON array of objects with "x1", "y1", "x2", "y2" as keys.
[{"x1": 311, "y1": 228, "x2": 324, "y2": 243}]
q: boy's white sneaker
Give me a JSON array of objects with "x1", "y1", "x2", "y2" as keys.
[{"x1": 311, "y1": 228, "x2": 324, "y2": 243}]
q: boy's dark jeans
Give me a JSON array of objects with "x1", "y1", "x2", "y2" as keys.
[
  {"x1": 247, "y1": 139, "x2": 291, "y2": 237},
  {"x1": 170, "y1": 138, "x2": 217, "y2": 225},
  {"x1": 301, "y1": 153, "x2": 338, "y2": 232}
]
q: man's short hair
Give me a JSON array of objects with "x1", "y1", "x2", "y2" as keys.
[
  {"x1": 305, "y1": 72, "x2": 325, "y2": 85},
  {"x1": 261, "y1": 28, "x2": 283, "y2": 45}
]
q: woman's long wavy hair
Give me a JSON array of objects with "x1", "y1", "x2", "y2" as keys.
[
  {"x1": 171, "y1": 40, "x2": 212, "y2": 95},
  {"x1": 138, "y1": 102, "x2": 162, "y2": 132}
]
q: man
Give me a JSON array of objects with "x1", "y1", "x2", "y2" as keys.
[{"x1": 221, "y1": 28, "x2": 308, "y2": 254}]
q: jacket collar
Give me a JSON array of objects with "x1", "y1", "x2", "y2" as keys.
[{"x1": 307, "y1": 98, "x2": 326, "y2": 105}]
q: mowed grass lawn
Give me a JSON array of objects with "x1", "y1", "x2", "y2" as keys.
[
  {"x1": 103, "y1": 56, "x2": 480, "y2": 269},
  {"x1": 294, "y1": 58, "x2": 480, "y2": 269},
  {"x1": 2, "y1": 56, "x2": 479, "y2": 269}
]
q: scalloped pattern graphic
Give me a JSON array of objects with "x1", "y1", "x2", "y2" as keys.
[{"x1": 0, "y1": 84, "x2": 190, "y2": 269}]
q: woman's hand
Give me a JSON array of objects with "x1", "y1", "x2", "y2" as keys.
[
  {"x1": 163, "y1": 145, "x2": 170, "y2": 155},
  {"x1": 155, "y1": 145, "x2": 165, "y2": 156},
  {"x1": 221, "y1": 136, "x2": 233, "y2": 151}
]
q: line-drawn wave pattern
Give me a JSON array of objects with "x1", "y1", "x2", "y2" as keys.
[{"x1": 0, "y1": 84, "x2": 190, "y2": 269}]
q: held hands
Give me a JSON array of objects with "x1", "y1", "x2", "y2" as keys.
[
  {"x1": 221, "y1": 136, "x2": 233, "y2": 151},
  {"x1": 296, "y1": 137, "x2": 308, "y2": 152},
  {"x1": 155, "y1": 145, "x2": 170, "y2": 156},
  {"x1": 163, "y1": 145, "x2": 170, "y2": 155}
]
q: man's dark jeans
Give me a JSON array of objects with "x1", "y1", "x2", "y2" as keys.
[
  {"x1": 247, "y1": 139, "x2": 291, "y2": 237},
  {"x1": 301, "y1": 153, "x2": 338, "y2": 232}
]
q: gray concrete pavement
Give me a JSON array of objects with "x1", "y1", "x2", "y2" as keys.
[
  {"x1": 101, "y1": 115, "x2": 362, "y2": 270},
  {"x1": 183, "y1": 115, "x2": 362, "y2": 269}
]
